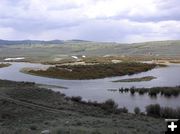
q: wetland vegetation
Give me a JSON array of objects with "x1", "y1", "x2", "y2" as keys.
[
  {"x1": 113, "y1": 76, "x2": 156, "y2": 82},
  {"x1": 0, "y1": 63, "x2": 11, "y2": 68},
  {"x1": 117, "y1": 86, "x2": 180, "y2": 97}
]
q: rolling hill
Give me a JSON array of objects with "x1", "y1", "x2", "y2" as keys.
[{"x1": 0, "y1": 39, "x2": 180, "y2": 62}]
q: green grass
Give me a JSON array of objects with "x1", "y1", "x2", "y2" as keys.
[
  {"x1": 24, "y1": 62, "x2": 156, "y2": 80},
  {"x1": 113, "y1": 76, "x2": 156, "y2": 82}
]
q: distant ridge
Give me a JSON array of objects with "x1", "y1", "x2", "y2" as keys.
[
  {"x1": 0, "y1": 39, "x2": 180, "y2": 45},
  {"x1": 69, "y1": 39, "x2": 92, "y2": 42},
  {"x1": 0, "y1": 39, "x2": 64, "y2": 45}
]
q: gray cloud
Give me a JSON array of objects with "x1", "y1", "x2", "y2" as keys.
[{"x1": 0, "y1": 0, "x2": 180, "y2": 42}]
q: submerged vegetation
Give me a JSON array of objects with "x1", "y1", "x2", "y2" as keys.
[
  {"x1": 0, "y1": 63, "x2": 11, "y2": 68},
  {"x1": 110, "y1": 86, "x2": 180, "y2": 97},
  {"x1": 25, "y1": 62, "x2": 156, "y2": 79},
  {"x1": 113, "y1": 76, "x2": 156, "y2": 82}
]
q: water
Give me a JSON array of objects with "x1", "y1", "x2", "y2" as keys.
[{"x1": 0, "y1": 62, "x2": 180, "y2": 112}]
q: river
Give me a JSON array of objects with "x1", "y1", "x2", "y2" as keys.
[{"x1": 0, "y1": 62, "x2": 180, "y2": 112}]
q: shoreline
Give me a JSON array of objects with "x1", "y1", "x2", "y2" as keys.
[{"x1": 0, "y1": 79, "x2": 169, "y2": 133}]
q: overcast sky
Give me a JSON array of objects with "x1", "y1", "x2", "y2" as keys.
[{"x1": 0, "y1": 0, "x2": 180, "y2": 43}]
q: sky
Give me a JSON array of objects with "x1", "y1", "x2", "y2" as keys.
[{"x1": 0, "y1": 0, "x2": 180, "y2": 43}]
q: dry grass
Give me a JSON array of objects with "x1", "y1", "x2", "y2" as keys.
[{"x1": 24, "y1": 62, "x2": 156, "y2": 80}]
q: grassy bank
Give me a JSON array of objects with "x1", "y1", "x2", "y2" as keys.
[
  {"x1": 0, "y1": 63, "x2": 11, "y2": 68},
  {"x1": 0, "y1": 79, "x2": 166, "y2": 134},
  {"x1": 113, "y1": 76, "x2": 156, "y2": 82},
  {"x1": 24, "y1": 62, "x2": 156, "y2": 80}
]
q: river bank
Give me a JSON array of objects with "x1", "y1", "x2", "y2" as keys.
[{"x1": 0, "y1": 79, "x2": 166, "y2": 134}]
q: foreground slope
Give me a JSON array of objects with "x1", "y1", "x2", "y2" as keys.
[{"x1": 0, "y1": 79, "x2": 165, "y2": 134}]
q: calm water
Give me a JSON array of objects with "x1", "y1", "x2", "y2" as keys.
[{"x1": 0, "y1": 62, "x2": 180, "y2": 112}]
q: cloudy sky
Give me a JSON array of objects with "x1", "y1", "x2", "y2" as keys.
[{"x1": 0, "y1": 0, "x2": 180, "y2": 43}]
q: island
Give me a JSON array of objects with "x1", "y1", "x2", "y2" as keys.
[
  {"x1": 0, "y1": 63, "x2": 11, "y2": 68},
  {"x1": 21, "y1": 62, "x2": 156, "y2": 80},
  {"x1": 112, "y1": 76, "x2": 156, "y2": 82}
]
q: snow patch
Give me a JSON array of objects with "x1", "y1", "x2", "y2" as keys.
[
  {"x1": 4, "y1": 57, "x2": 25, "y2": 61},
  {"x1": 71, "y1": 56, "x2": 78, "y2": 59}
]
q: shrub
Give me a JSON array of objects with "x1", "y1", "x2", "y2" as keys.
[
  {"x1": 30, "y1": 125, "x2": 37, "y2": 130},
  {"x1": 148, "y1": 89, "x2": 158, "y2": 96},
  {"x1": 160, "y1": 107, "x2": 176, "y2": 118},
  {"x1": 145, "y1": 104, "x2": 180, "y2": 118},
  {"x1": 130, "y1": 87, "x2": 135, "y2": 95},
  {"x1": 101, "y1": 99, "x2": 118, "y2": 113},
  {"x1": 121, "y1": 107, "x2": 128, "y2": 113},
  {"x1": 71, "y1": 96, "x2": 82, "y2": 102},
  {"x1": 146, "y1": 104, "x2": 161, "y2": 117},
  {"x1": 64, "y1": 96, "x2": 71, "y2": 101},
  {"x1": 88, "y1": 101, "x2": 100, "y2": 107},
  {"x1": 176, "y1": 107, "x2": 180, "y2": 118},
  {"x1": 134, "y1": 107, "x2": 140, "y2": 115},
  {"x1": 138, "y1": 89, "x2": 146, "y2": 95},
  {"x1": 116, "y1": 107, "x2": 128, "y2": 114},
  {"x1": 92, "y1": 130, "x2": 102, "y2": 134},
  {"x1": 119, "y1": 88, "x2": 124, "y2": 93}
]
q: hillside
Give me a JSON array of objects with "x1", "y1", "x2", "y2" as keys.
[
  {"x1": 0, "y1": 40, "x2": 180, "y2": 62},
  {"x1": 0, "y1": 79, "x2": 165, "y2": 134}
]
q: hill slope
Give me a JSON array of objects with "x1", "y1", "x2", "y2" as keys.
[
  {"x1": 0, "y1": 79, "x2": 165, "y2": 134},
  {"x1": 0, "y1": 40, "x2": 180, "y2": 62}
]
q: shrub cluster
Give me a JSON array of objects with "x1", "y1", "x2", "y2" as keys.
[
  {"x1": 100, "y1": 99, "x2": 118, "y2": 113},
  {"x1": 146, "y1": 104, "x2": 180, "y2": 118},
  {"x1": 119, "y1": 86, "x2": 180, "y2": 97},
  {"x1": 68, "y1": 97, "x2": 128, "y2": 114},
  {"x1": 71, "y1": 96, "x2": 82, "y2": 102}
]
